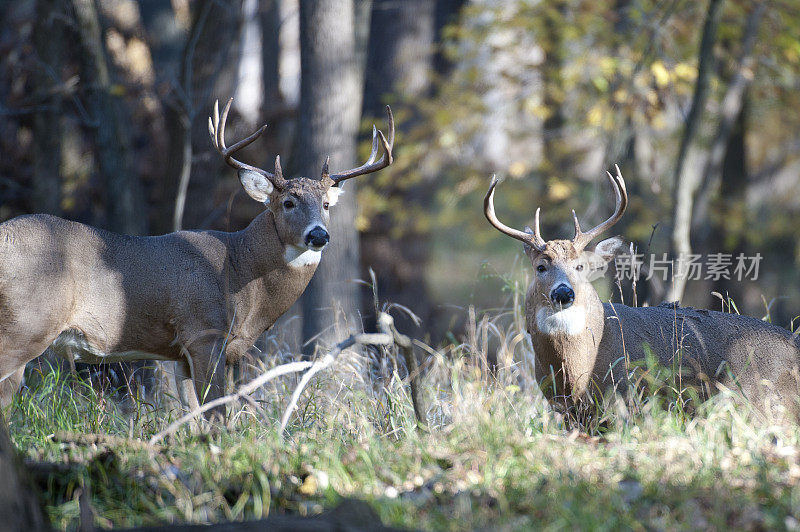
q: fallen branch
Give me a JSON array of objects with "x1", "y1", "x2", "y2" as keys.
[
  {"x1": 149, "y1": 312, "x2": 428, "y2": 444},
  {"x1": 279, "y1": 332, "x2": 393, "y2": 433},
  {"x1": 378, "y1": 313, "x2": 428, "y2": 429},
  {"x1": 150, "y1": 361, "x2": 313, "y2": 444},
  {"x1": 280, "y1": 312, "x2": 428, "y2": 432}
]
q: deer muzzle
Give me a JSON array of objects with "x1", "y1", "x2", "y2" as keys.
[
  {"x1": 305, "y1": 226, "x2": 330, "y2": 250},
  {"x1": 550, "y1": 284, "x2": 575, "y2": 307}
]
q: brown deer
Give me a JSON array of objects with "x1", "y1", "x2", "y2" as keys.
[
  {"x1": 484, "y1": 166, "x2": 800, "y2": 418},
  {"x1": 0, "y1": 99, "x2": 394, "y2": 410}
]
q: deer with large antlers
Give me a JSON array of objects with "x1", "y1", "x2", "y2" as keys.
[
  {"x1": 0, "y1": 99, "x2": 394, "y2": 411},
  {"x1": 485, "y1": 166, "x2": 800, "y2": 418}
]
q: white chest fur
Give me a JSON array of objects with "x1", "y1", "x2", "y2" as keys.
[
  {"x1": 536, "y1": 306, "x2": 586, "y2": 336},
  {"x1": 283, "y1": 246, "x2": 322, "y2": 268}
]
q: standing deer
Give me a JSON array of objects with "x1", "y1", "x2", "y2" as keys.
[
  {"x1": 0, "y1": 99, "x2": 394, "y2": 411},
  {"x1": 484, "y1": 166, "x2": 800, "y2": 418}
]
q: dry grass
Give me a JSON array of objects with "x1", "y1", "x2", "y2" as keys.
[{"x1": 7, "y1": 289, "x2": 800, "y2": 530}]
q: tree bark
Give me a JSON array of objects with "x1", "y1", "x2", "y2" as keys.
[
  {"x1": 139, "y1": 0, "x2": 189, "y2": 235},
  {"x1": 666, "y1": 0, "x2": 724, "y2": 302},
  {"x1": 694, "y1": 2, "x2": 765, "y2": 227},
  {"x1": 540, "y1": 1, "x2": 568, "y2": 184},
  {"x1": 668, "y1": 0, "x2": 765, "y2": 303},
  {"x1": 171, "y1": 0, "x2": 244, "y2": 232},
  {"x1": 260, "y1": 0, "x2": 282, "y2": 112},
  {"x1": 0, "y1": 413, "x2": 51, "y2": 531},
  {"x1": 31, "y1": 0, "x2": 65, "y2": 216},
  {"x1": 71, "y1": 0, "x2": 148, "y2": 235},
  {"x1": 360, "y1": 0, "x2": 437, "y2": 333},
  {"x1": 298, "y1": 0, "x2": 363, "y2": 352}
]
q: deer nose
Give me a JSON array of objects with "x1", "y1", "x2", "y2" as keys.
[
  {"x1": 305, "y1": 226, "x2": 329, "y2": 249},
  {"x1": 550, "y1": 284, "x2": 575, "y2": 306}
]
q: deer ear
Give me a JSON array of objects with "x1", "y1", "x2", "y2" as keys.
[
  {"x1": 522, "y1": 226, "x2": 539, "y2": 259},
  {"x1": 326, "y1": 187, "x2": 344, "y2": 207},
  {"x1": 594, "y1": 236, "x2": 625, "y2": 262},
  {"x1": 239, "y1": 169, "x2": 274, "y2": 204}
]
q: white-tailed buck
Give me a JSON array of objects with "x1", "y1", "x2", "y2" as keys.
[
  {"x1": 485, "y1": 166, "x2": 800, "y2": 418},
  {"x1": 0, "y1": 99, "x2": 394, "y2": 411}
]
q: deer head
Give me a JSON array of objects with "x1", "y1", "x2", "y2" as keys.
[
  {"x1": 209, "y1": 99, "x2": 394, "y2": 254},
  {"x1": 484, "y1": 166, "x2": 628, "y2": 335}
]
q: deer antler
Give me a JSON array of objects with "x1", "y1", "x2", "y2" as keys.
[
  {"x1": 327, "y1": 105, "x2": 394, "y2": 185},
  {"x1": 208, "y1": 99, "x2": 287, "y2": 189},
  {"x1": 484, "y1": 175, "x2": 546, "y2": 251},
  {"x1": 571, "y1": 164, "x2": 628, "y2": 251}
]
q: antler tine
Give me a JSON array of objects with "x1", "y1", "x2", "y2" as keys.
[
  {"x1": 208, "y1": 98, "x2": 286, "y2": 187},
  {"x1": 572, "y1": 164, "x2": 628, "y2": 251},
  {"x1": 484, "y1": 175, "x2": 546, "y2": 250},
  {"x1": 329, "y1": 105, "x2": 395, "y2": 185}
]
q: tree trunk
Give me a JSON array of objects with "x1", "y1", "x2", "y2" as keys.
[
  {"x1": 668, "y1": 0, "x2": 765, "y2": 303},
  {"x1": 298, "y1": 0, "x2": 363, "y2": 352},
  {"x1": 359, "y1": 0, "x2": 437, "y2": 333},
  {"x1": 72, "y1": 0, "x2": 148, "y2": 235},
  {"x1": 540, "y1": 1, "x2": 568, "y2": 184},
  {"x1": 711, "y1": 90, "x2": 748, "y2": 302},
  {"x1": 666, "y1": 0, "x2": 724, "y2": 302},
  {"x1": 139, "y1": 0, "x2": 190, "y2": 235},
  {"x1": 171, "y1": 0, "x2": 244, "y2": 232},
  {"x1": 31, "y1": 0, "x2": 65, "y2": 216},
  {"x1": 0, "y1": 414, "x2": 50, "y2": 531},
  {"x1": 260, "y1": 0, "x2": 282, "y2": 112}
]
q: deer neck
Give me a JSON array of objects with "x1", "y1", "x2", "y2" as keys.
[
  {"x1": 528, "y1": 289, "x2": 606, "y2": 398},
  {"x1": 225, "y1": 211, "x2": 320, "y2": 345}
]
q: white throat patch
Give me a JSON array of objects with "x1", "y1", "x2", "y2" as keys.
[
  {"x1": 284, "y1": 245, "x2": 322, "y2": 268},
  {"x1": 536, "y1": 306, "x2": 586, "y2": 336}
]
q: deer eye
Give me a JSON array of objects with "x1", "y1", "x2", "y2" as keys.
[
  {"x1": 283, "y1": 200, "x2": 295, "y2": 209},
  {"x1": 575, "y1": 264, "x2": 584, "y2": 272},
  {"x1": 536, "y1": 264, "x2": 547, "y2": 273},
  {"x1": 323, "y1": 202, "x2": 330, "y2": 210}
]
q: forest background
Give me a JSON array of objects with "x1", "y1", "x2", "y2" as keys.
[{"x1": 1, "y1": 0, "x2": 797, "y2": 352}]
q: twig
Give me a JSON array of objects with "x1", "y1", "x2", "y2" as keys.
[
  {"x1": 378, "y1": 313, "x2": 428, "y2": 429},
  {"x1": 279, "y1": 332, "x2": 393, "y2": 432},
  {"x1": 149, "y1": 360, "x2": 313, "y2": 444},
  {"x1": 151, "y1": 313, "x2": 428, "y2": 444}
]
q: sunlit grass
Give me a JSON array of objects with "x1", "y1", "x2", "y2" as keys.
[{"x1": 7, "y1": 298, "x2": 800, "y2": 530}]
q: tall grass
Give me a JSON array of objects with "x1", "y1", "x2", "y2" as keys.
[{"x1": 7, "y1": 289, "x2": 800, "y2": 530}]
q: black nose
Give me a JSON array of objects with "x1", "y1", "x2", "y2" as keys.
[
  {"x1": 305, "y1": 226, "x2": 329, "y2": 248},
  {"x1": 550, "y1": 284, "x2": 575, "y2": 305}
]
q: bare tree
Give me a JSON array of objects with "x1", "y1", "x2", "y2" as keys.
[
  {"x1": 666, "y1": 0, "x2": 724, "y2": 302},
  {"x1": 0, "y1": 414, "x2": 49, "y2": 532},
  {"x1": 297, "y1": 0, "x2": 364, "y2": 351},
  {"x1": 71, "y1": 0, "x2": 147, "y2": 235},
  {"x1": 31, "y1": 0, "x2": 66, "y2": 216},
  {"x1": 668, "y1": 0, "x2": 765, "y2": 302},
  {"x1": 360, "y1": 0, "x2": 437, "y2": 332},
  {"x1": 169, "y1": 0, "x2": 244, "y2": 232},
  {"x1": 260, "y1": 0, "x2": 282, "y2": 112}
]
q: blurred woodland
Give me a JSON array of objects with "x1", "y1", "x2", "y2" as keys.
[{"x1": 1, "y1": 0, "x2": 799, "y2": 347}]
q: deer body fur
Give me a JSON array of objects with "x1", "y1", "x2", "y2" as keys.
[
  {"x1": 528, "y1": 288, "x2": 800, "y2": 412},
  {"x1": 0, "y1": 210, "x2": 318, "y2": 403},
  {"x1": 0, "y1": 100, "x2": 394, "y2": 410},
  {"x1": 487, "y1": 166, "x2": 800, "y2": 418}
]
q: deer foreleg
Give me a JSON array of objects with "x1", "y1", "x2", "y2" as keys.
[
  {"x1": 0, "y1": 366, "x2": 25, "y2": 407},
  {"x1": 186, "y1": 337, "x2": 227, "y2": 421}
]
